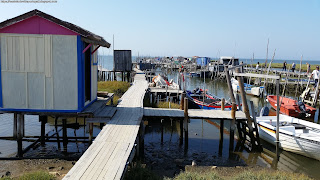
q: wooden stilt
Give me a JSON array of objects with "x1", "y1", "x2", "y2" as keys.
[
  {"x1": 39, "y1": 116, "x2": 47, "y2": 146},
  {"x1": 179, "y1": 119, "x2": 183, "y2": 145},
  {"x1": 180, "y1": 93, "x2": 186, "y2": 110},
  {"x1": 184, "y1": 98, "x2": 188, "y2": 149},
  {"x1": 17, "y1": 114, "x2": 23, "y2": 157},
  {"x1": 21, "y1": 114, "x2": 25, "y2": 137},
  {"x1": 219, "y1": 120, "x2": 224, "y2": 156},
  {"x1": 55, "y1": 117, "x2": 61, "y2": 150},
  {"x1": 89, "y1": 122, "x2": 93, "y2": 144},
  {"x1": 276, "y1": 79, "x2": 280, "y2": 160},
  {"x1": 13, "y1": 113, "x2": 17, "y2": 139},
  {"x1": 62, "y1": 119, "x2": 68, "y2": 151},
  {"x1": 225, "y1": 66, "x2": 237, "y2": 152},
  {"x1": 161, "y1": 119, "x2": 164, "y2": 144},
  {"x1": 127, "y1": 72, "x2": 130, "y2": 82},
  {"x1": 236, "y1": 94, "x2": 241, "y2": 111},
  {"x1": 221, "y1": 98, "x2": 225, "y2": 110}
]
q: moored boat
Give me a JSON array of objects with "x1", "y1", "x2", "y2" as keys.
[
  {"x1": 267, "y1": 95, "x2": 316, "y2": 118},
  {"x1": 149, "y1": 75, "x2": 179, "y2": 89},
  {"x1": 186, "y1": 88, "x2": 232, "y2": 109},
  {"x1": 231, "y1": 78, "x2": 264, "y2": 97},
  {"x1": 257, "y1": 114, "x2": 320, "y2": 161}
]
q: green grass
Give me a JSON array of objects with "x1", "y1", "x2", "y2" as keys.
[
  {"x1": 98, "y1": 81, "x2": 130, "y2": 105},
  {"x1": 98, "y1": 81, "x2": 130, "y2": 96},
  {"x1": 165, "y1": 169, "x2": 313, "y2": 180},
  {"x1": 233, "y1": 170, "x2": 311, "y2": 180},
  {"x1": 168, "y1": 171, "x2": 221, "y2": 180},
  {"x1": 251, "y1": 63, "x2": 318, "y2": 72},
  {"x1": 144, "y1": 99, "x2": 181, "y2": 109},
  {"x1": 157, "y1": 101, "x2": 180, "y2": 109},
  {"x1": 0, "y1": 171, "x2": 56, "y2": 180}
]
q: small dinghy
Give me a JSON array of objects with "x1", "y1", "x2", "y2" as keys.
[
  {"x1": 257, "y1": 111, "x2": 320, "y2": 161},
  {"x1": 231, "y1": 78, "x2": 264, "y2": 97},
  {"x1": 186, "y1": 88, "x2": 232, "y2": 109},
  {"x1": 267, "y1": 95, "x2": 316, "y2": 118}
]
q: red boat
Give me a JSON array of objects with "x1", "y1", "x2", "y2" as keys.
[{"x1": 267, "y1": 95, "x2": 316, "y2": 118}]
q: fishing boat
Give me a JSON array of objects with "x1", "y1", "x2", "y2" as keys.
[
  {"x1": 267, "y1": 95, "x2": 316, "y2": 118},
  {"x1": 257, "y1": 113, "x2": 320, "y2": 161},
  {"x1": 231, "y1": 78, "x2": 264, "y2": 97},
  {"x1": 149, "y1": 75, "x2": 179, "y2": 89},
  {"x1": 188, "y1": 72, "x2": 200, "y2": 77},
  {"x1": 186, "y1": 88, "x2": 232, "y2": 109}
]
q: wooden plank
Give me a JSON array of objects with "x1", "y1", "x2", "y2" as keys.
[
  {"x1": 233, "y1": 72, "x2": 280, "y2": 80},
  {"x1": 80, "y1": 142, "x2": 117, "y2": 180}
]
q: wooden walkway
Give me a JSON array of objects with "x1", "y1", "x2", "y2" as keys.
[
  {"x1": 143, "y1": 107, "x2": 247, "y2": 120},
  {"x1": 64, "y1": 68, "x2": 148, "y2": 180}
]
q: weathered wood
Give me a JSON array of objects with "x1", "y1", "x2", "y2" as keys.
[
  {"x1": 64, "y1": 69, "x2": 148, "y2": 180},
  {"x1": 89, "y1": 123, "x2": 93, "y2": 144},
  {"x1": 62, "y1": 119, "x2": 67, "y2": 151},
  {"x1": 17, "y1": 113, "x2": 23, "y2": 157},
  {"x1": 276, "y1": 79, "x2": 280, "y2": 160},
  {"x1": 184, "y1": 97, "x2": 188, "y2": 148},
  {"x1": 219, "y1": 120, "x2": 224, "y2": 156},
  {"x1": 39, "y1": 115, "x2": 47, "y2": 146},
  {"x1": 221, "y1": 98, "x2": 225, "y2": 111},
  {"x1": 233, "y1": 72, "x2": 280, "y2": 79},
  {"x1": 180, "y1": 93, "x2": 185, "y2": 110},
  {"x1": 13, "y1": 113, "x2": 17, "y2": 139}
]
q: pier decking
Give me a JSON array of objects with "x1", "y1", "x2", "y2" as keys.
[
  {"x1": 143, "y1": 107, "x2": 247, "y2": 120},
  {"x1": 64, "y1": 69, "x2": 148, "y2": 180}
]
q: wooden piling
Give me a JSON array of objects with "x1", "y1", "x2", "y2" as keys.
[
  {"x1": 17, "y1": 114, "x2": 23, "y2": 157},
  {"x1": 62, "y1": 119, "x2": 68, "y2": 149},
  {"x1": 184, "y1": 97, "x2": 188, "y2": 148},
  {"x1": 89, "y1": 123, "x2": 93, "y2": 144},
  {"x1": 224, "y1": 66, "x2": 237, "y2": 151},
  {"x1": 180, "y1": 93, "x2": 185, "y2": 110},
  {"x1": 13, "y1": 113, "x2": 17, "y2": 139},
  {"x1": 221, "y1": 98, "x2": 225, "y2": 110},
  {"x1": 39, "y1": 116, "x2": 47, "y2": 146},
  {"x1": 236, "y1": 94, "x2": 241, "y2": 111},
  {"x1": 55, "y1": 117, "x2": 61, "y2": 150},
  {"x1": 276, "y1": 79, "x2": 280, "y2": 160},
  {"x1": 219, "y1": 119, "x2": 224, "y2": 156}
]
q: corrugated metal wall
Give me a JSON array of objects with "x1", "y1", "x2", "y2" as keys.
[{"x1": 0, "y1": 33, "x2": 78, "y2": 110}]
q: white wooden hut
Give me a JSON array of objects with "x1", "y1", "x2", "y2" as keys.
[{"x1": 0, "y1": 9, "x2": 110, "y2": 113}]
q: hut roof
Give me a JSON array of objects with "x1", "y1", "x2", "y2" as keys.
[{"x1": 0, "y1": 9, "x2": 110, "y2": 48}]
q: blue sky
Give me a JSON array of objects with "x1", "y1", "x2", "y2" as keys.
[{"x1": 0, "y1": 0, "x2": 319, "y2": 60}]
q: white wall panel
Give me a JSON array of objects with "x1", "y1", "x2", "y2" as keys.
[
  {"x1": 45, "y1": 77, "x2": 53, "y2": 109},
  {"x1": 52, "y1": 35, "x2": 78, "y2": 110},
  {"x1": 27, "y1": 72, "x2": 44, "y2": 109},
  {"x1": 0, "y1": 35, "x2": 7, "y2": 70},
  {"x1": 2, "y1": 71, "x2": 26, "y2": 108}
]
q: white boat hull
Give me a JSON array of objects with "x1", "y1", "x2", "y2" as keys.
[
  {"x1": 231, "y1": 78, "x2": 263, "y2": 96},
  {"x1": 257, "y1": 114, "x2": 320, "y2": 161}
]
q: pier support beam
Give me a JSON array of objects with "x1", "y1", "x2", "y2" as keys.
[
  {"x1": 180, "y1": 93, "x2": 185, "y2": 110},
  {"x1": 219, "y1": 120, "x2": 224, "y2": 156},
  {"x1": 224, "y1": 66, "x2": 237, "y2": 152},
  {"x1": 17, "y1": 113, "x2": 23, "y2": 157},
  {"x1": 184, "y1": 98, "x2": 188, "y2": 150},
  {"x1": 62, "y1": 119, "x2": 68, "y2": 152},
  {"x1": 89, "y1": 123, "x2": 93, "y2": 144},
  {"x1": 13, "y1": 113, "x2": 17, "y2": 139},
  {"x1": 39, "y1": 116, "x2": 47, "y2": 146}
]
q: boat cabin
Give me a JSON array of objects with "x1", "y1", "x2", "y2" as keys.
[{"x1": 0, "y1": 9, "x2": 110, "y2": 113}]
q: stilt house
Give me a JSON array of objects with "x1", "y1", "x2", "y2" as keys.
[{"x1": 0, "y1": 9, "x2": 110, "y2": 112}]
